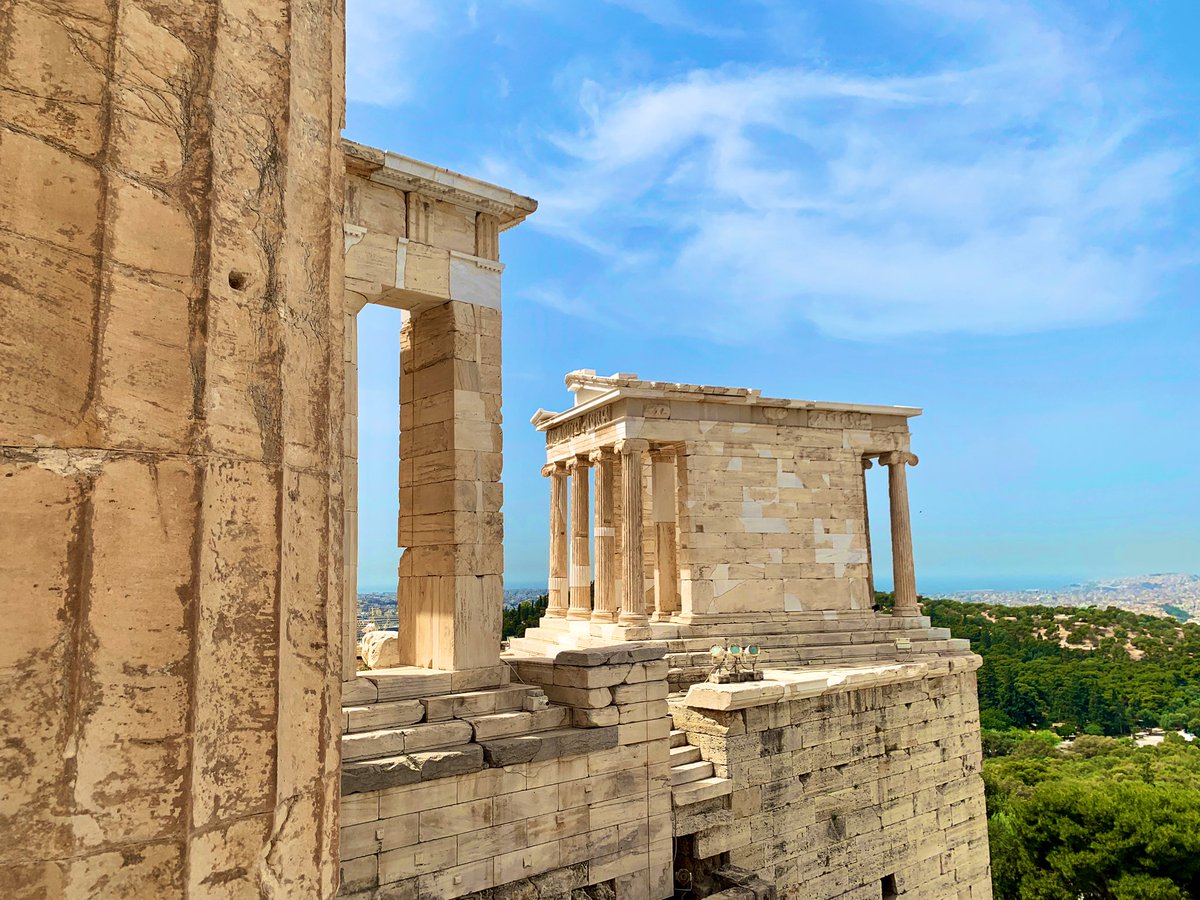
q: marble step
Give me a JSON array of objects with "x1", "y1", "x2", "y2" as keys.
[
  {"x1": 672, "y1": 776, "x2": 732, "y2": 808},
  {"x1": 669, "y1": 730, "x2": 689, "y2": 749},
  {"x1": 343, "y1": 686, "x2": 547, "y2": 734},
  {"x1": 353, "y1": 664, "x2": 510, "y2": 704},
  {"x1": 343, "y1": 699, "x2": 425, "y2": 734},
  {"x1": 479, "y1": 724, "x2": 619, "y2": 767},
  {"x1": 670, "y1": 744, "x2": 701, "y2": 766},
  {"x1": 342, "y1": 720, "x2": 474, "y2": 761},
  {"x1": 671, "y1": 760, "x2": 715, "y2": 786},
  {"x1": 421, "y1": 685, "x2": 545, "y2": 722},
  {"x1": 463, "y1": 706, "x2": 569, "y2": 742},
  {"x1": 342, "y1": 744, "x2": 484, "y2": 795}
]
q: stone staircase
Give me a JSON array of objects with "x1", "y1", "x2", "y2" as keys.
[
  {"x1": 511, "y1": 617, "x2": 973, "y2": 691},
  {"x1": 341, "y1": 676, "x2": 573, "y2": 793},
  {"x1": 669, "y1": 729, "x2": 732, "y2": 808}
]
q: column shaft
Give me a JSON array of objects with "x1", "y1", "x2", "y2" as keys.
[
  {"x1": 882, "y1": 451, "x2": 920, "y2": 615},
  {"x1": 861, "y1": 457, "x2": 875, "y2": 606},
  {"x1": 651, "y1": 450, "x2": 680, "y2": 620},
  {"x1": 591, "y1": 449, "x2": 618, "y2": 621},
  {"x1": 568, "y1": 457, "x2": 592, "y2": 618},
  {"x1": 618, "y1": 441, "x2": 649, "y2": 626},
  {"x1": 545, "y1": 463, "x2": 569, "y2": 617}
]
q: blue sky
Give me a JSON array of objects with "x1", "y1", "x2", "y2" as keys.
[{"x1": 347, "y1": 0, "x2": 1200, "y2": 593}]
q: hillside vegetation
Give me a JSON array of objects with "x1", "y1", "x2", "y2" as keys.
[
  {"x1": 985, "y1": 734, "x2": 1200, "y2": 899},
  {"x1": 912, "y1": 596, "x2": 1200, "y2": 899},
  {"x1": 922, "y1": 597, "x2": 1200, "y2": 735}
]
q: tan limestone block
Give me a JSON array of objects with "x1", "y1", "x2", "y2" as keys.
[
  {"x1": 559, "y1": 825, "x2": 617, "y2": 867},
  {"x1": 553, "y1": 664, "x2": 631, "y2": 689},
  {"x1": 346, "y1": 173, "x2": 408, "y2": 236},
  {"x1": 527, "y1": 755, "x2": 590, "y2": 789},
  {"x1": 380, "y1": 779, "x2": 459, "y2": 818},
  {"x1": 623, "y1": 660, "x2": 669, "y2": 683},
  {"x1": 589, "y1": 793, "x2": 650, "y2": 831},
  {"x1": 589, "y1": 848, "x2": 648, "y2": 885},
  {"x1": 571, "y1": 706, "x2": 620, "y2": 728},
  {"x1": 558, "y1": 767, "x2": 647, "y2": 811},
  {"x1": 419, "y1": 858, "x2": 494, "y2": 899},
  {"x1": 492, "y1": 784, "x2": 559, "y2": 825},
  {"x1": 526, "y1": 805, "x2": 590, "y2": 846},
  {"x1": 540, "y1": 684, "x2": 613, "y2": 709},
  {"x1": 495, "y1": 839, "x2": 561, "y2": 886},
  {"x1": 379, "y1": 835, "x2": 457, "y2": 883},
  {"x1": 341, "y1": 792, "x2": 380, "y2": 828},
  {"x1": 404, "y1": 242, "x2": 451, "y2": 299},
  {"x1": 419, "y1": 798, "x2": 494, "y2": 842},
  {"x1": 341, "y1": 813, "x2": 419, "y2": 860},
  {"x1": 456, "y1": 821, "x2": 527, "y2": 865},
  {"x1": 62, "y1": 841, "x2": 185, "y2": 899},
  {"x1": 617, "y1": 699, "x2": 670, "y2": 725}
]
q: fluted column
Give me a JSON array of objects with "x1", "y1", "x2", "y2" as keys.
[
  {"x1": 617, "y1": 439, "x2": 649, "y2": 627},
  {"x1": 879, "y1": 450, "x2": 920, "y2": 616},
  {"x1": 544, "y1": 462, "x2": 569, "y2": 618},
  {"x1": 861, "y1": 456, "x2": 875, "y2": 604},
  {"x1": 567, "y1": 455, "x2": 593, "y2": 619},
  {"x1": 650, "y1": 447, "x2": 680, "y2": 621},
  {"x1": 591, "y1": 448, "x2": 618, "y2": 622}
]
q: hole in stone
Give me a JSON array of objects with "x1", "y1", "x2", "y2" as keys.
[
  {"x1": 228, "y1": 270, "x2": 249, "y2": 291},
  {"x1": 882, "y1": 873, "x2": 899, "y2": 899}
]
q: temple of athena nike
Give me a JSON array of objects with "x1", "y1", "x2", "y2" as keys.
[{"x1": 0, "y1": 4, "x2": 990, "y2": 898}]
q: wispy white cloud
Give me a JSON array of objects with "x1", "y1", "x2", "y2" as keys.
[
  {"x1": 514, "y1": 2, "x2": 1191, "y2": 340},
  {"x1": 346, "y1": 0, "x2": 440, "y2": 106},
  {"x1": 602, "y1": 0, "x2": 744, "y2": 39}
]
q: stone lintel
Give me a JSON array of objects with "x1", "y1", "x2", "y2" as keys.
[
  {"x1": 535, "y1": 372, "x2": 922, "y2": 434},
  {"x1": 344, "y1": 139, "x2": 537, "y2": 230},
  {"x1": 682, "y1": 657, "x2": 981, "y2": 711}
]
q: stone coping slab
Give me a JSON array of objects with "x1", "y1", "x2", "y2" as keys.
[
  {"x1": 503, "y1": 642, "x2": 666, "y2": 668},
  {"x1": 681, "y1": 656, "x2": 982, "y2": 711}
]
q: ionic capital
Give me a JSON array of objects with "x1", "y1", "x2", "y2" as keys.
[
  {"x1": 861, "y1": 457, "x2": 874, "y2": 470},
  {"x1": 614, "y1": 438, "x2": 650, "y2": 455},
  {"x1": 565, "y1": 454, "x2": 591, "y2": 472},
  {"x1": 877, "y1": 450, "x2": 919, "y2": 468},
  {"x1": 589, "y1": 446, "x2": 616, "y2": 464},
  {"x1": 540, "y1": 461, "x2": 567, "y2": 478}
]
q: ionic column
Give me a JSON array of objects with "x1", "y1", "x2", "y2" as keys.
[
  {"x1": 879, "y1": 451, "x2": 920, "y2": 616},
  {"x1": 861, "y1": 456, "x2": 875, "y2": 603},
  {"x1": 544, "y1": 462, "x2": 569, "y2": 618},
  {"x1": 591, "y1": 448, "x2": 618, "y2": 622},
  {"x1": 650, "y1": 447, "x2": 680, "y2": 621},
  {"x1": 567, "y1": 455, "x2": 593, "y2": 619},
  {"x1": 617, "y1": 440, "x2": 650, "y2": 627}
]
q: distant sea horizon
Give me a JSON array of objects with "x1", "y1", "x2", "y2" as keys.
[{"x1": 360, "y1": 574, "x2": 1092, "y2": 597}]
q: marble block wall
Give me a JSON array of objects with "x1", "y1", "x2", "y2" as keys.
[{"x1": 0, "y1": 0, "x2": 346, "y2": 895}]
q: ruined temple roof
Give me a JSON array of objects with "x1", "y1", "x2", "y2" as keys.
[
  {"x1": 530, "y1": 370, "x2": 921, "y2": 430},
  {"x1": 344, "y1": 139, "x2": 537, "y2": 230}
]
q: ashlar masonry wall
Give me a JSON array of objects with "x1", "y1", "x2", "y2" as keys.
[
  {"x1": 338, "y1": 648, "x2": 675, "y2": 900},
  {"x1": 0, "y1": 0, "x2": 345, "y2": 895},
  {"x1": 672, "y1": 660, "x2": 992, "y2": 899}
]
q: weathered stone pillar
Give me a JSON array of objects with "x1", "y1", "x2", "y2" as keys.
[
  {"x1": 0, "y1": 0, "x2": 345, "y2": 893},
  {"x1": 397, "y1": 299, "x2": 504, "y2": 672},
  {"x1": 567, "y1": 455, "x2": 592, "y2": 619},
  {"x1": 544, "y1": 461, "x2": 569, "y2": 618},
  {"x1": 617, "y1": 440, "x2": 650, "y2": 628},
  {"x1": 591, "y1": 448, "x2": 618, "y2": 622},
  {"x1": 880, "y1": 451, "x2": 920, "y2": 616},
  {"x1": 861, "y1": 456, "x2": 875, "y2": 604},
  {"x1": 651, "y1": 447, "x2": 680, "y2": 621}
]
